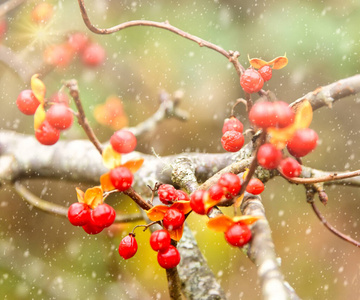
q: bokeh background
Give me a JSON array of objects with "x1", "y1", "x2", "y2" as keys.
[{"x1": 1, "y1": 0, "x2": 360, "y2": 299}]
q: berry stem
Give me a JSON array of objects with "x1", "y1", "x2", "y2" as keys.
[
  {"x1": 64, "y1": 79, "x2": 104, "y2": 155},
  {"x1": 130, "y1": 221, "x2": 161, "y2": 235},
  {"x1": 123, "y1": 187, "x2": 153, "y2": 210}
]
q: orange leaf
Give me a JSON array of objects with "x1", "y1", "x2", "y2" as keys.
[
  {"x1": 31, "y1": 74, "x2": 46, "y2": 104},
  {"x1": 268, "y1": 100, "x2": 312, "y2": 149},
  {"x1": 100, "y1": 172, "x2": 115, "y2": 192},
  {"x1": 269, "y1": 55, "x2": 288, "y2": 70},
  {"x1": 146, "y1": 205, "x2": 169, "y2": 221},
  {"x1": 102, "y1": 144, "x2": 122, "y2": 169},
  {"x1": 34, "y1": 104, "x2": 46, "y2": 130},
  {"x1": 234, "y1": 194, "x2": 244, "y2": 208},
  {"x1": 122, "y1": 158, "x2": 144, "y2": 173},
  {"x1": 248, "y1": 57, "x2": 269, "y2": 69},
  {"x1": 207, "y1": 215, "x2": 235, "y2": 232},
  {"x1": 172, "y1": 200, "x2": 192, "y2": 215},
  {"x1": 233, "y1": 215, "x2": 262, "y2": 225},
  {"x1": 168, "y1": 225, "x2": 184, "y2": 241},
  {"x1": 83, "y1": 186, "x2": 103, "y2": 209},
  {"x1": 75, "y1": 187, "x2": 84, "y2": 203},
  {"x1": 94, "y1": 96, "x2": 129, "y2": 130},
  {"x1": 204, "y1": 197, "x2": 221, "y2": 212}
]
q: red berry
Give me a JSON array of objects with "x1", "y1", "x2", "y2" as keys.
[
  {"x1": 46, "y1": 103, "x2": 73, "y2": 130},
  {"x1": 257, "y1": 144, "x2": 282, "y2": 170},
  {"x1": 190, "y1": 190, "x2": 208, "y2": 215},
  {"x1": 119, "y1": 234, "x2": 138, "y2": 259},
  {"x1": 35, "y1": 121, "x2": 60, "y2": 145},
  {"x1": 150, "y1": 230, "x2": 171, "y2": 252},
  {"x1": 221, "y1": 131, "x2": 244, "y2": 152},
  {"x1": 0, "y1": 18, "x2": 7, "y2": 40},
  {"x1": 158, "y1": 184, "x2": 177, "y2": 205},
  {"x1": 31, "y1": 3, "x2": 53, "y2": 24},
  {"x1": 287, "y1": 128, "x2": 318, "y2": 158},
  {"x1": 175, "y1": 190, "x2": 190, "y2": 201},
  {"x1": 43, "y1": 44, "x2": 73, "y2": 67},
  {"x1": 222, "y1": 117, "x2": 243, "y2": 134},
  {"x1": 68, "y1": 32, "x2": 89, "y2": 53},
  {"x1": 218, "y1": 173, "x2": 241, "y2": 198},
  {"x1": 109, "y1": 166, "x2": 134, "y2": 191},
  {"x1": 16, "y1": 90, "x2": 40, "y2": 115},
  {"x1": 163, "y1": 208, "x2": 185, "y2": 230},
  {"x1": 258, "y1": 65, "x2": 272, "y2": 82},
  {"x1": 82, "y1": 222, "x2": 104, "y2": 234},
  {"x1": 50, "y1": 92, "x2": 69, "y2": 105},
  {"x1": 273, "y1": 101, "x2": 295, "y2": 128},
  {"x1": 208, "y1": 184, "x2": 224, "y2": 201},
  {"x1": 240, "y1": 68, "x2": 264, "y2": 94},
  {"x1": 225, "y1": 223, "x2": 252, "y2": 247},
  {"x1": 246, "y1": 178, "x2": 265, "y2": 195},
  {"x1": 68, "y1": 202, "x2": 90, "y2": 226},
  {"x1": 81, "y1": 43, "x2": 106, "y2": 67},
  {"x1": 110, "y1": 130, "x2": 137, "y2": 154},
  {"x1": 91, "y1": 203, "x2": 116, "y2": 228},
  {"x1": 157, "y1": 245, "x2": 181, "y2": 269},
  {"x1": 279, "y1": 157, "x2": 302, "y2": 178}
]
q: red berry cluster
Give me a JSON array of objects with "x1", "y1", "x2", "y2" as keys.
[
  {"x1": 150, "y1": 230, "x2": 180, "y2": 269},
  {"x1": 158, "y1": 184, "x2": 190, "y2": 205},
  {"x1": 108, "y1": 130, "x2": 138, "y2": 191},
  {"x1": 221, "y1": 117, "x2": 244, "y2": 152},
  {"x1": 16, "y1": 90, "x2": 74, "y2": 146},
  {"x1": 240, "y1": 66, "x2": 272, "y2": 94},
  {"x1": 190, "y1": 173, "x2": 241, "y2": 215},
  {"x1": 44, "y1": 32, "x2": 106, "y2": 68},
  {"x1": 68, "y1": 202, "x2": 116, "y2": 235}
]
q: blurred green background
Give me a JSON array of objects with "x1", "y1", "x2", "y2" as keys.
[{"x1": 1, "y1": 0, "x2": 360, "y2": 299}]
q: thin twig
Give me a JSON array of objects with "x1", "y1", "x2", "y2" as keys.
[
  {"x1": 0, "y1": 0, "x2": 26, "y2": 16},
  {"x1": 310, "y1": 202, "x2": 360, "y2": 248},
  {"x1": 64, "y1": 79, "x2": 104, "y2": 154},
  {"x1": 13, "y1": 181, "x2": 143, "y2": 223},
  {"x1": 77, "y1": 0, "x2": 244, "y2": 78},
  {"x1": 284, "y1": 169, "x2": 360, "y2": 184}
]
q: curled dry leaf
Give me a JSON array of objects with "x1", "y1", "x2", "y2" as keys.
[
  {"x1": 31, "y1": 74, "x2": 46, "y2": 104},
  {"x1": 248, "y1": 54, "x2": 288, "y2": 70}
]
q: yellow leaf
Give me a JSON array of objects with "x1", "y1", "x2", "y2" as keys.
[
  {"x1": 269, "y1": 55, "x2": 288, "y2": 70},
  {"x1": 75, "y1": 187, "x2": 84, "y2": 203},
  {"x1": 100, "y1": 172, "x2": 115, "y2": 192},
  {"x1": 234, "y1": 194, "x2": 244, "y2": 208},
  {"x1": 146, "y1": 205, "x2": 169, "y2": 221},
  {"x1": 172, "y1": 200, "x2": 192, "y2": 215},
  {"x1": 248, "y1": 57, "x2": 269, "y2": 69},
  {"x1": 168, "y1": 225, "x2": 184, "y2": 241},
  {"x1": 268, "y1": 100, "x2": 312, "y2": 149},
  {"x1": 83, "y1": 186, "x2": 103, "y2": 209},
  {"x1": 31, "y1": 74, "x2": 46, "y2": 104},
  {"x1": 122, "y1": 158, "x2": 144, "y2": 173},
  {"x1": 34, "y1": 104, "x2": 46, "y2": 130},
  {"x1": 207, "y1": 215, "x2": 235, "y2": 232},
  {"x1": 233, "y1": 215, "x2": 262, "y2": 225},
  {"x1": 102, "y1": 144, "x2": 122, "y2": 169}
]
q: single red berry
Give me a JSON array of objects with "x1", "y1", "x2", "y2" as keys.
[
  {"x1": 46, "y1": 103, "x2": 73, "y2": 130},
  {"x1": 68, "y1": 32, "x2": 89, "y2": 53},
  {"x1": 157, "y1": 245, "x2": 181, "y2": 269},
  {"x1": 279, "y1": 157, "x2": 302, "y2": 178},
  {"x1": 208, "y1": 184, "x2": 224, "y2": 201},
  {"x1": 81, "y1": 43, "x2": 106, "y2": 67},
  {"x1": 43, "y1": 44, "x2": 73, "y2": 67},
  {"x1": 16, "y1": 90, "x2": 40, "y2": 115},
  {"x1": 190, "y1": 190, "x2": 208, "y2": 215},
  {"x1": 110, "y1": 130, "x2": 137, "y2": 154},
  {"x1": 35, "y1": 121, "x2": 61, "y2": 146},
  {"x1": 258, "y1": 65, "x2": 272, "y2": 82},
  {"x1": 257, "y1": 144, "x2": 282, "y2": 170},
  {"x1": 272, "y1": 101, "x2": 295, "y2": 128},
  {"x1": 91, "y1": 203, "x2": 116, "y2": 228},
  {"x1": 163, "y1": 208, "x2": 185, "y2": 230},
  {"x1": 287, "y1": 128, "x2": 318, "y2": 158},
  {"x1": 119, "y1": 234, "x2": 138, "y2": 259},
  {"x1": 0, "y1": 18, "x2": 7, "y2": 40},
  {"x1": 222, "y1": 117, "x2": 243, "y2": 134},
  {"x1": 68, "y1": 202, "x2": 90, "y2": 226},
  {"x1": 246, "y1": 178, "x2": 265, "y2": 195},
  {"x1": 221, "y1": 131, "x2": 244, "y2": 152},
  {"x1": 150, "y1": 230, "x2": 171, "y2": 252},
  {"x1": 225, "y1": 223, "x2": 252, "y2": 247},
  {"x1": 240, "y1": 68, "x2": 264, "y2": 94},
  {"x1": 158, "y1": 184, "x2": 177, "y2": 205},
  {"x1": 82, "y1": 222, "x2": 104, "y2": 235},
  {"x1": 175, "y1": 190, "x2": 190, "y2": 201},
  {"x1": 218, "y1": 173, "x2": 241, "y2": 198},
  {"x1": 109, "y1": 166, "x2": 134, "y2": 191}
]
